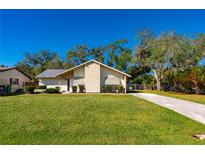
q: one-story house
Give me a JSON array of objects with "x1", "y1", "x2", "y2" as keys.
[
  {"x1": 0, "y1": 67, "x2": 31, "y2": 92},
  {"x1": 36, "y1": 60, "x2": 131, "y2": 93}
]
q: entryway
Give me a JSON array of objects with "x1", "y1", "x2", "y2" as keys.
[{"x1": 67, "y1": 79, "x2": 70, "y2": 91}]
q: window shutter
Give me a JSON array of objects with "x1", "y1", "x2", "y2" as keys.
[
  {"x1": 17, "y1": 79, "x2": 19, "y2": 85},
  {"x1": 10, "y1": 78, "x2": 12, "y2": 85}
]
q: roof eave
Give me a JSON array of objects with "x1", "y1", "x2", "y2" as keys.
[{"x1": 55, "y1": 59, "x2": 131, "y2": 77}]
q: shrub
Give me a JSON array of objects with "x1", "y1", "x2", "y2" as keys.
[
  {"x1": 79, "y1": 85, "x2": 85, "y2": 93},
  {"x1": 45, "y1": 88, "x2": 59, "y2": 94},
  {"x1": 114, "y1": 85, "x2": 125, "y2": 93},
  {"x1": 35, "y1": 85, "x2": 46, "y2": 89},
  {"x1": 24, "y1": 86, "x2": 35, "y2": 94},
  {"x1": 102, "y1": 85, "x2": 125, "y2": 93},
  {"x1": 15, "y1": 89, "x2": 24, "y2": 94},
  {"x1": 107, "y1": 85, "x2": 113, "y2": 92},
  {"x1": 0, "y1": 85, "x2": 12, "y2": 93},
  {"x1": 72, "y1": 86, "x2": 77, "y2": 93},
  {"x1": 0, "y1": 92, "x2": 20, "y2": 96},
  {"x1": 102, "y1": 85, "x2": 107, "y2": 93}
]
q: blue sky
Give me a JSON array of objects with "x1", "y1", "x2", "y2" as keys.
[{"x1": 1, "y1": 9, "x2": 205, "y2": 66}]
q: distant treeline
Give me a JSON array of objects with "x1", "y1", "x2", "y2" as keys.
[{"x1": 14, "y1": 29, "x2": 205, "y2": 94}]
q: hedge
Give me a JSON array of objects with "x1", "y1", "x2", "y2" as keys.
[
  {"x1": 35, "y1": 85, "x2": 46, "y2": 89},
  {"x1": 102, "y1": 85, "x2": 125, "y2": 93},
  {"x1": 79, "y1": 85, "x2": 85, "y2": 93},
  {"x1": 45, "y1": 87, "x2": 60, "y2": 94},
  {"x1": 72, "y1": 86, "x2": 77, "y2": 93},
  {"x1": 24, "y1": 86, "x2": 35, "y2": 94}
]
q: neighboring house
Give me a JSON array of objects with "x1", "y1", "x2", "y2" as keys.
[
  {"x1": 36, "y1": 60, "x2": 131, "y2": 93},
  {"x1": 0, "y1": 67, "x2": 31, "y2": 92}
]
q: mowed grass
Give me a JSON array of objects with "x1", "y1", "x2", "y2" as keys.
[
  {"x1": 0, "y1": 94, "x2": 205, "y2": 145},
  {"x1": 136, "y1": 90, "x2": 205, "y2": 105}
]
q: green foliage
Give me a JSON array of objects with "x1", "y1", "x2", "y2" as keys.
[
  {"x1": 4, "y1": 85, "x2": 11, "y2": 93},
  {"x1": 127, "y1": 65, "x2": 153, "y2": 85},
  {"x1": 163, "y1": 66, "x2": 205, "y2": 94},
  {"x1": 72, "y1": 86, "x2": 77, "y2": 93},
  {"x1": 134, "y1": 29, "x2": 205, "y2": 91},
  {"x1": 16, "y1": 50, "x2": 71, "y2": 80},
  {"x1": 67, "y1": 44, "x2": 89, "y2": 66},
  {"x1": 24, "y1": 86, "x2": 35, "y2": 94},
  {"x1": 78, "y1": 85, "x2": 85, "y2": 93},
  {"x1": 35, "y1": 85, "x2": 46, "y2": 89},
  {"x1": 107, "y1": 39, "x2": 132, "y2": 72},
  {"x1": 89, "y1": 46, "x2": 106, "y2": 63},
  {"x1": 0, "y1": 92, "x2": 21, "y2": 96},
  {"x1": 45, "y1": 88, "x2": 60, "y2": 94},
  {"x1": 102, "y1": 85, "x2": 125, "y2": 93},
  {"x1": 15, "y1": 89, "x2": 24, "y2": 94},
  {"x1": 66, "y1": 39, "x2": 132, "y2": 72}
]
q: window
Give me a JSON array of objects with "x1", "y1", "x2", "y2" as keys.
[{"x1": 10, "y1": 78, "x2": 19, "y2": 85}]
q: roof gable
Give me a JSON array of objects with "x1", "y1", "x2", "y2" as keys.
[
  {"x1": 91, "y1": 60, "x2": 131, "y2": 77},
  {"x1": 56, "y1": 60, "x2": 131, "y2": 77},
  {"x1": 0, "y1": 67, "x2": 32, "y2": 79},
  {"x1": 37, "y1": 60, "x2": 131, "y2": 78}
]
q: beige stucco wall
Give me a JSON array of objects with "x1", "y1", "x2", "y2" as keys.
[
  {"x1": 73, "y1": 66, "x2": 85, "y2": 92},
  {"x1": 39, "y1": 78, "x2": 68, "y2": 92},
  {"x1": 0, "y1": 69, "x2": 30, "y2": 92},
  {"x1": 57, "y1": 71, "x2": 74, "y2": 92},
  {"x1": 84, "y1": 62, "x2": 100, "y2": 92},
  {"x1": 100, "y1": 65, "x2": 127, "y2": 91},
  {"x1": 59, "y1": 71, "x2": 74, "y2": 79}
]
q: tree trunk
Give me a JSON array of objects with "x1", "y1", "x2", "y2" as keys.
[
  {"x1": 193, "y1": 81, "x2": 200, "y2": 95},
  {"x1": 153, "y1": 69, "x2": 161, "y2": 90},
  {"x1": 195, "y1": 85, "x2": 200, "y2": 95}
]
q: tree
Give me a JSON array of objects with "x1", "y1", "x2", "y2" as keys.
[
  {"x1": 16, "y1": 50, "x2": 69, "y2": 79},
  {"x1": 45, "y1": 55, "x2": 72, "y2": 69},
  {"x1": 0, "y1": 64, "x2": 8, "y2": 67},
  {"x1": 127, "y1": 65, "x2": 151, "y2": 84},
  {"x1": 135, "y1": 29, "x2": 167, "y2": 90},
  {"x1": 89, "y1": 46, "x2": 106, "y2": 63},
  {"x1": 67, "y1": 44, "x2": 89, "y2": 66},
  {"x1": 66, "y1": 39, "x2": 132, "y2": 72},
  {"x1": 169, "y1": 34, "x2": 205, "y2": 72},
  {"x1": 107, "y1": 39, "x2": 132, "y2": 72},
  {"x1": 135, "y1": 29, "x2": 205, "y2": 91},
  {"x1": 186, "y1": 67, "x2": 205, "y2": 94},
  {"x1": 23, "y1": 50, "x2": 57, "y2": 67}
]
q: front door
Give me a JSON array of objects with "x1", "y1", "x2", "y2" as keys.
[{"x1": 67, "y1": 79, "x2": 70, "y2": 91}]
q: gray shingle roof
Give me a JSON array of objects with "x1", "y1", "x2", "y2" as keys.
[{"x1": 36, "y1": 69, "x2": 67, "y2": 78}]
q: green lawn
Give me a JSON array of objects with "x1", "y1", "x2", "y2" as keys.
[
  {"x1": 136, "y1": 90, "x2": 205, "y2": 105},
  {"x1": 0, "y1": 94, "x2": 205, "y2": 144}
]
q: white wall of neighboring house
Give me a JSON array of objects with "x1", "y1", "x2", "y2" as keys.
[{"x1": 0, "y1": 69, "x2": 30, "y2": 92}]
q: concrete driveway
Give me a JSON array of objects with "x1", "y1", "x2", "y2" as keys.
[{"x1": 130, "y1": 93, "x2": 205, "y2": 125}]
